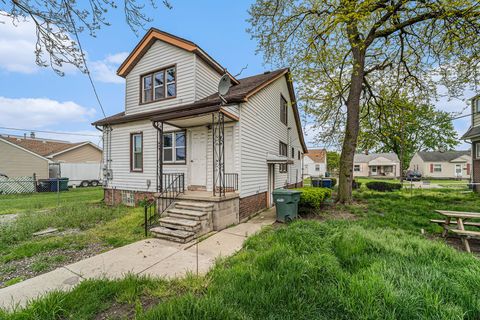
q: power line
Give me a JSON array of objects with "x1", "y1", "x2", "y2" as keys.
[
  {"x1": 0, "y1": 127, "x2": 100, "y2": 137},
  {"x1": 63, "y1": 0, "x2": 108, "y2": 122}
]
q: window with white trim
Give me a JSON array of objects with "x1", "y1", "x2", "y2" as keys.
[
  {"x1": 280, "y1": 95, "x2": 288, "y2": 125},
  {"x1": 476, "y1": 142, "x2": 480, "y2": 159},
  {"x1": 315, "y1": 164, "x2": 320, "y2": 171},
  {"x1": 475, "y1": 98, "x2": 480, "y2": 113},
  {"x1": 434, "y1": 164, "x2": 442, "y2": 172},
  {"x1": 354, "y1": 165, "x2": 360, "y2": 172},
  {"x1": 163, "y1": 131, "x2": 186, "y2": 163}
]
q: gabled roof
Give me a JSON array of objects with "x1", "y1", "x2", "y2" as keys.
[
  {"x1": 416, "y1": 150, "x2": 470, "y2": 162},
  {"x1": 305, "y1": 149, "x2": 326, "y2": 163},
  {"x1": 354, "y1": 153, "x2": 400, "y2": 163},
  {"x1": 0, "y1": 136, "x2": 100, "y2": 158},
  {"x1": 116, "y1": 28, "x2": 239, "y2": 84}
]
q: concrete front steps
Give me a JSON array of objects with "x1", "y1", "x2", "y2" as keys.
[{"x1": 150, "y1": 201, "x2": 214, "y2": 243}]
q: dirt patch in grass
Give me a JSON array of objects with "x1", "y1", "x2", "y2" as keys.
[
  {"x1": 299, "y1": 202, "x2": 359, "y2": 221},
  {"x1": 95, "y1": 295, "x2": 160, "y2": 320},
  {"x1": 0, "y1": 242, "x2": 111, "y2": 288}
]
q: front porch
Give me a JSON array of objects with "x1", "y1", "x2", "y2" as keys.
[{"x1": 148, "y1": 106, "x2": 242, "y2": 242}]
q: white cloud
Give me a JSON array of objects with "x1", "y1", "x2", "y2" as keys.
[
  {"x1": 0, "y1": 96, "x2": 96, "y2": 129},
  {"x1": 0, "y1": 17, "x2": 39, "y2": 73},
  {"x1": 0, "y1": 15, "x2": 126, "y2": 83},
  {"x1": 90, "y1": 52, "x2": 129, "y2": 84}
]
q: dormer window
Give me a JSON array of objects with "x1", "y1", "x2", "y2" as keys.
[{"x1": 141, "y1": 66, "x2": 176, "y2": 103}]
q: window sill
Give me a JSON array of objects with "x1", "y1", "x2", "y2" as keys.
[{"x1": 140, "y1": 95, "x2": 177, "y2": 105}]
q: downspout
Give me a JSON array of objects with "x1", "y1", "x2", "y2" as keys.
[{"x1": 95, "y1": 125, "x2": 106, "y2": 201}]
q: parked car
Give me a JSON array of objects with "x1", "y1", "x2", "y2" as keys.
[{"x1": 405, "y1": 170, "x2": 422, "y2": 181}]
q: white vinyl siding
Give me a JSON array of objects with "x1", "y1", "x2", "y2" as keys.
[
  {"x1": 106, "y1": 120, "x2": 187, "y2": 192},
  {"x1": 239, "y1": 76, "x2": 304, "y2": 198},
  {"x1": 125, "y1": 41, "x2": 196, "y2": 115},
  {"x1": 194, "y1": 57, "x2": 222, "y2": 100}
]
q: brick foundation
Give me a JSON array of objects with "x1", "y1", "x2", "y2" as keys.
[
  {"x1": 104, "y1": 188, "x2": 155, "y2": 206},
  {"x1": 239, "y1": 192, "x2": 267, "y2": 220}
]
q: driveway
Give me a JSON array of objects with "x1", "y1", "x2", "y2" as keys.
[{"x1": 0, "y1": 208, "x2": 276, "y2": 310}]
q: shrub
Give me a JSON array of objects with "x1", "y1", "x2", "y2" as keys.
[
  {"x1": 352, "y1": 180, "x2": 362, "y2": 190},
  {"x1": 330, "y1": 178, "x2": 337, "y2": 187},
  {"x1": 365, "y1": 181, "x2": 402, "y2": 192},
  {"x1": 296, "y1": 187, "x2": 332, "y2": 210}
]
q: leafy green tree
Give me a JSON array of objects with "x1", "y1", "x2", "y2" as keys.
[
  {"x1": 359, "y1": 94, "x2": 459, "y2": 182},
  {"x1": 326, "y1": 151, "x2": 340, "y2": 174},
  {"x1": 248, "y1": 0, "x2": 480, "y2": 202},
  {"x1": 1, "y1": 0, "x2": 171, "y2": 75}
]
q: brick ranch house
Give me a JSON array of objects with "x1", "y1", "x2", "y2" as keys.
[{"x1": 92, "y1": 28, "x2": 307, "y2": 242}]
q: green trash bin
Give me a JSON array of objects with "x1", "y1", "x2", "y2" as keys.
[{"x1": 272, "y1": 189, "x2": 301, "y2": 222}]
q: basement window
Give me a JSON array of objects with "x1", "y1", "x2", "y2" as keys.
[{"x1": 121, "y1": 190, "x2": 135, "y2": 207}]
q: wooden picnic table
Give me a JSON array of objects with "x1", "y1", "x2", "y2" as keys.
[{"x1": 433, "y1": 210, "x2": 480, "y2": 253}]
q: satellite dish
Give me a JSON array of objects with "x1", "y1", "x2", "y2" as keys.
[{"x1": 218, "y1": 74, "x2": 231, "y2": 97}]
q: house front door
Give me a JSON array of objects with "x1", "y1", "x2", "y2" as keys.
[{"x1": 189, "y1": 128, "x2": 207, "y2": 187}]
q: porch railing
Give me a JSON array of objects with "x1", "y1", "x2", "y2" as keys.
[
  {"x1": 225, "y1": 173, "x2": 239, "y2": 192},
  {"x1": 157, "y1": 173, "x2": 185, "y2": 217}
]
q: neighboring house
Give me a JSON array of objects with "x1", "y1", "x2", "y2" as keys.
[
  {"x1": 461, "y1": 94, "x2": 480, "y2": 190},
  {"x1": 92, "y1": 28, "x2": 307, "y2": 242},
  {"x1": 409, "y1": 151, "x2": 471, "y2": 179},
  {"x1": 0, "y1": 134, "x2": 102, "y2": 179},
  {"x1": 353, "y1": 153, "x2": 400, "y2": 178},
  {"x1": 303, "y1": 149, "x2": 327, "y2": 177}
]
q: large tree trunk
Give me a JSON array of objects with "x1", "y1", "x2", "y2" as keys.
[{"x1": 337, "y1": 51, "x2": 365, "y2": 203}]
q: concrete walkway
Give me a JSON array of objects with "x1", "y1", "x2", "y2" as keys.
[{"x1": 0, "y1": 209, "x2": 275, "y2": 310}]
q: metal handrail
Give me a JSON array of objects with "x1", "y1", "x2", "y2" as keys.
[
  {"x1": 225, "y1": 173, "x2": 238, "y2": 192},
  {"x1": 143, "y1": 173, "x2": 184, "y2": 236},
  {"x1": 157, "y1": 173, "x2": 185, "y2": 217}
]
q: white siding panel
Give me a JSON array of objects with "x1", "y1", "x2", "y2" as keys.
[
  {"x1": 107, "y1": 120, "x2": 187, "y2": 192},
  {"x1": 239, "y1": 76, "x2": 304, "y2": 198},
  {"x1": 125, "y1": 41, "x2": 196, "y2": 115},
  {"x1": 195, "y1": 58, "x2": 221, "y2": 100}
]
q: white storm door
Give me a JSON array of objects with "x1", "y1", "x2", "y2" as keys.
[{"x1": 189, "y1": 128, "x2": 207, "y2": 186}]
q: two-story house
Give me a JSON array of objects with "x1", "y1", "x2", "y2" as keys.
[
  {"x1": 461, "y1": 94, "x2": 480, "y2": 190},
  {"x1": 92, "y1": 28, "x2": 307, "y2": 242}
]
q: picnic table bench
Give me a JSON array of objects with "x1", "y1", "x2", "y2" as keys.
[{"x1": 432, "y1": 210, "x2": 480, "y2": 253}]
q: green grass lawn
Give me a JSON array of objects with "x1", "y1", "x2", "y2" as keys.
[
  {"x1": 0, "y1": 188, "x2": 145, "y2": 288},
  {"x1": 0, "y1": 187, "x2": 104, "y2": 215},
  {"x1": 4, "y1": 188, "x2": 480, "y2": 319}
]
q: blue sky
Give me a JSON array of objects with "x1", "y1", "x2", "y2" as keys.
[{"x1": 0, "y1": 1, "x2": 472, "y2": 150}]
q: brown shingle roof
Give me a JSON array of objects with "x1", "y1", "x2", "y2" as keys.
[
  {"x1": 1, "y1": 136, "x2": 82, "y2": 157},
  {"x1": 305, "y1": 149, "x2": 326, "y2": 163}
]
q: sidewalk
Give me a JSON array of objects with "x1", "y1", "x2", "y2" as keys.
[{"x1": 0, "y1": 208, "x2": 275, "y2": 310}]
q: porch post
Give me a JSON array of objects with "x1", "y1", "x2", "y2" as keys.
[
  {"x1": 212, "y1": 112, "x2": 225, "y2": 197},
  {"x1": 153, "y1": 121, "x2": 164, "y2": 192}
]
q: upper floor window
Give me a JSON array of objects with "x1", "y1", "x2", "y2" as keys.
[
  {"x1": 315, "y1": 164, "x2": 320, "y2": 171},
  {"x1": 476, "y1": 142, "x2": 480, "y2": 158},
  {"x1": 280, "y1": 95, "x2": 288, "y2": 125},
  {"x1": 141, "y1": 66, "x2": 176, "y2": 103},
  {"x1": 475, "y1": 98, "x2": 480, "y2": 113},
  {"x1": 298, "y1": 151, "x2": 301, "y2": 160},
  {"x1": 163, "y1": 131, "x2": 186, "y2": 164},
  {"x1": 291, "y1": 147, "x2": 295, "y2": 158},
  {"x1": 130, "y1": 132, "x2": 143, "y2": 172}
]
